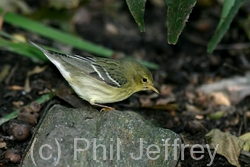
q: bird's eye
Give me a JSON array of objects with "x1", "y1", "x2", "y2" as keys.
[{"x1": 142, "y1": 78, "x2": 147, "y2": 82}]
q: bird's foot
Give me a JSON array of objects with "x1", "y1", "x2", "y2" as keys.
[
  {"x1": 92, "y1": 103, "x2": 115, "y2": 112},
  {"x1": 100, "y1": 107, "x2": 115, "y2": 112}
]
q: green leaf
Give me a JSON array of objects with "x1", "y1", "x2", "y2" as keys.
[
  {"x1": 126, "y1": 0, "x2": 146, "y2": 32},
  {"x1": 207, "y1": 0, "x2": 243, "y2": 53},
  {"x1": 0, "y1": 36, "x2": 47, "y2": 61},
  {"x1": 165, "y1": 0, "x2": 196, "y2": 44},
  {"x1": 0, "y1": 8, "x2": 114, "y2": 58}
]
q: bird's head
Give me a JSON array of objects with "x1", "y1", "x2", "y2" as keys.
[{"x1": 123, "y1": 60, "x2": 159, "y2": 94}]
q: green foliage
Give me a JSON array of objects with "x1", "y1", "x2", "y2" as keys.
[
  {"x1": 207, "y1": 0, "x2": 243, "y2": 53},
  {"x1": 125, "y1": 0, "x2": 196, "y2": 44},
  {"x1": 0, "y1": 36, "x2": 47, "y2": 62},
  {"x1": 165, "y1": 0, "x2": 196, "y2": 44},
  {"x1": 125, "y1": 0, "x2": 244, "y2": 53},
  {"x1": 1, "y1": 8, "x2": 113, "y2": 57},
  {"x1": 126, "y1": 0, "x2": 146, "y2": 32}
]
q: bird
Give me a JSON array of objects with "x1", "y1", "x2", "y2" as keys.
[{"x1": 29, "y1": 41, "x2": 159, "y2": 110}]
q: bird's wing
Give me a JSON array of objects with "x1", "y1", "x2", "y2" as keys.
[
  {"x1": 29, "y1": 41, "x2": 127, "y2": 87},
  {"x1": 89, "y1": 62, "x2": 127, "y2": 87}
]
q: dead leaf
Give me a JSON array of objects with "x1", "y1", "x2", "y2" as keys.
[
  {"x1": 0, "y1": 142, "x2": 7, "y2": 149},
  {"x1": 205, "y1": 129, "x2": 244, "y2": 167},
  {"x1": 198, "y1": 73, "x2": 250, "y2": 105},
  {"x1": 27, "y1": 66, "x2": 48, "y2": 77},
  {"x1": 194, "y1": 91, "x2": 231, "y2": 109},
  {"x1": 195, "y1": 115, "x2": 204, "y2": 120},
  {"x1": 209, "y1": 92, "x2": 231, "y2": 106}
]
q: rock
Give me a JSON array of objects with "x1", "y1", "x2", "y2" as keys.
[{"x1": 22, "y1": 105, "x2": 181, "y2": 167}]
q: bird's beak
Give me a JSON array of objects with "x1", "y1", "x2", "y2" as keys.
[{"x1": 148, "y1": 84, "x2": 159, "y2": 94}]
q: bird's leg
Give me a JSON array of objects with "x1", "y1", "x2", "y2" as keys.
[
  {"x1": 91, "y1": 103, "x2": 115, "y2": 112},
  {"x1": 89, "y1": 99, "x2": 115, "y2": 111}
]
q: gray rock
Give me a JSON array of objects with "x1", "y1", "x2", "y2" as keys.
[{"x1": 22, "y1": 105, "x2": 181, "y2": 167}]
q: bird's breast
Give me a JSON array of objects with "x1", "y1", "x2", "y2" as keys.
[{"x1": 67, "y1": 74, "x2": 134, "y2": 104}]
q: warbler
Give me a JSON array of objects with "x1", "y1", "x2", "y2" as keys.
[{"x1": 29, "y1": 41, "x2": 158, "y2": 110}]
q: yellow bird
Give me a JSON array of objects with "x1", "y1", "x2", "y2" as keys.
[{"x1": 30, "y1": 41, "x2": 158, "y2": 110}]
